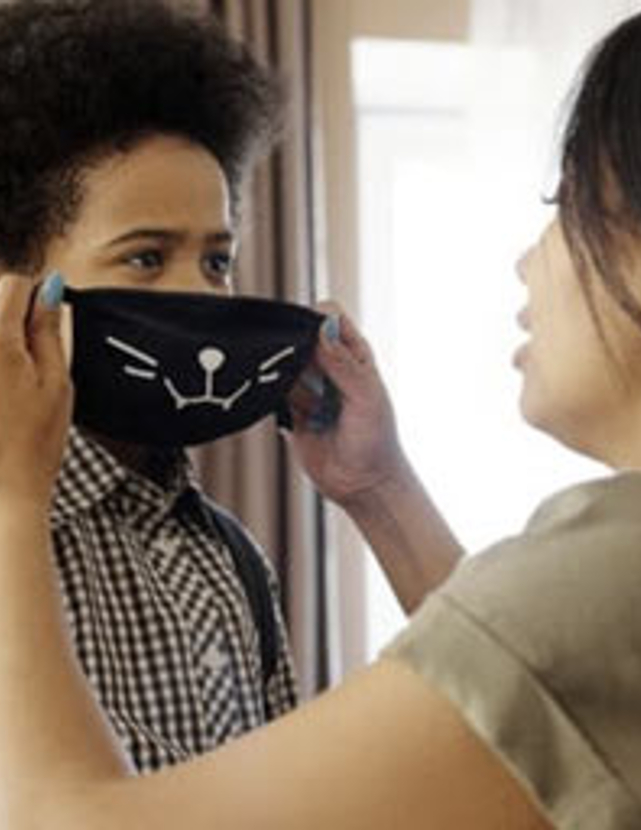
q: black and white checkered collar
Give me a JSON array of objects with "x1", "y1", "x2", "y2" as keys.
[{"x1": 51, "y1": 427, "x2": 198, "y2": 529}]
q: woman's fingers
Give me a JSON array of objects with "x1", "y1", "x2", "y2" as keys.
[
  {"x1": 0, "y1": 273, "x2": 35, "y2": 351},
  {"x1": 289, "y1": 303, "x2": 389, "y2": 438},
  {"x1": 0, "y1": 271, "x2": 71, "y2": 504},
  {"x1": 0, "y1": 270, "x2": 70, "y2": 410},
  {"x1": 325, "y1": 309, "x2": 374, "y2": 366},
  {"x1": 29, "y1": 273, "x2": 68, "y2": 390},
  {"x1": 314, "y1": 309, "x2": 381, "y2": 404},
  {"x1": 0, "y1": 271, "x2": 69, "y2": 392}
]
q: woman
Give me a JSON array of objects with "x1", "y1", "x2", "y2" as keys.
[
  {"x1": 2, "y1": 8, "x2": 641, "y2": 830},
  {"x1": 0, "y1": 0, "x2": 462, "y2": 778}
]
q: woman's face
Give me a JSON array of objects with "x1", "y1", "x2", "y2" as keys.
[
  {"x1": 41, "y1": 134, "x2": 236, "y2": 296},
  {"x1": 515, "y1": 216, "x2": 641, "y2": 465}
]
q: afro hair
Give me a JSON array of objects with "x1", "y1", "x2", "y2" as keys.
[{"x1": 0, "y1": 0, "x2": 284, "y2": 270}]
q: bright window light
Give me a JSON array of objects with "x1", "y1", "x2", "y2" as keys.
[{"x1": 353, "y1": 38, "x2": 604, "y2": 659}]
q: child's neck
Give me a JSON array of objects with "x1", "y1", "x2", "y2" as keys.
[{"x1": 81, "y1": 429, "x2": 180, "y2": 486}]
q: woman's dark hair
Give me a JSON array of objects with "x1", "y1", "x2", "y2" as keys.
[
  {"x1": 0, "y1": 0, "x2": 284, "y2": 270},
  {"x1": 558, "y1": 13, "x2": 641, "y2": 335}
]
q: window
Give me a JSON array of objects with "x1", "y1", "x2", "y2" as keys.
[{"x1": 354, "y1": 38, "x2": 603, "y2": 659}]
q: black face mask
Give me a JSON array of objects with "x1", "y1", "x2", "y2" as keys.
[{"x1": 63, "y1": 286, "x2": 324, "y2": 447}]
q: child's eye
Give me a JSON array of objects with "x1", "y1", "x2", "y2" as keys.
[
  {"x1": 126, "y1": 249, "x2": 164, "y2": 270},
  {"x1": 202, "y1": 251, "x2": 233, "y2": 283}
]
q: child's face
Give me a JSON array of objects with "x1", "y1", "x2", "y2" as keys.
[
  {"x1": 42, "y1": 133, "x2": 236, "y2": 296},
  {"x1": 40, "y1": 133, "x2": 237, "y2": 369}
]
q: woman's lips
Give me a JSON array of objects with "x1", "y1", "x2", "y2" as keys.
[
  {"x1": 512, "y1": 342, "x2": 530, "y2": 369},
  {"x1": 513, "y1": 307, "x2": 531, "y2": 369},
  {"x1": 517, "y1": 307, "x2": 531, "y2": 331}
]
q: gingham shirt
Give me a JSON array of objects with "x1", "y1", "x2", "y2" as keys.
[{"x1": 50, "y1": 427, "x2": 298, "y2": 773}]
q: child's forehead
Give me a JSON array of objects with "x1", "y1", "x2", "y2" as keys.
[{"x1": 68, "y1": 138, "x2": 233, "y2": 246}]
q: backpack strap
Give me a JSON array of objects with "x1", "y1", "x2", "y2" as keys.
[{"x1": 177, "y1": 487, "x2": 279, "y2": 686}]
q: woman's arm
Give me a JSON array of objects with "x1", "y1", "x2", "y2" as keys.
[
  {"x1": 339, "y1": 455, "x2": 464, "y2": 614},
  {"x1": 0, "y1": 276, "x2": 127, "y2": 823},
  {"x1": 288, "y1": 308, "x2": 464, "y2": 612},
  {"x1": 0, "y1": 276, "x2": 128, "y2": 818},
  {"x1": 0, "y1": 505, "x2": 129, "y2": 792},
  {"x1": 44, "y1": 661, "x2": 550, "y2": 830}
]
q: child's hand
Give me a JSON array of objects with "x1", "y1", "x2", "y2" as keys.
[{"x1": 0, "y1": 273, "x2": 72, "y2": 507}]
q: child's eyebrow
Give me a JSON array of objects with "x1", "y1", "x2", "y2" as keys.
[{"x1": 104, "y1": 228, "x2": 236, "y2": 248}]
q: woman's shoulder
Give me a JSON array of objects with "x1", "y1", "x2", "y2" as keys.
[
  {"x1": 383, "y1": 471, "x2": 641, "y2": 826},
  {"x1": 451, "y1": 470, "x2": 641, "y2": 597},
  {"x1": 523, "y1": 468, "x2": 641, "y2": 538},
  {"x1": 386, "y1": 468, "x2": 641, "y2": 734},
  {"x1": 440, "y1": 470, "x2": 641, "y2": 660}
]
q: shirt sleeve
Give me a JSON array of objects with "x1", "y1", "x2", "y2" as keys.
[{"x1": 382, "y1": 473, "x2": 641, "y2": 829}]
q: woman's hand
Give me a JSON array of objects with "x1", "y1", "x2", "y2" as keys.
[
  {"x1": 288, "y1": 304, "x2": 464, "y2": 611},
  {"x1": 287, "y1": 304, "x2": 409, "y2": 509},
  {"x1": 0, "y1": 273, "x2": 72, "y2": 507}
]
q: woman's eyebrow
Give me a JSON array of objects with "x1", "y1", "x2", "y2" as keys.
[{"x1": 104, "y1": 228, "x2": 236, "y2": 248}]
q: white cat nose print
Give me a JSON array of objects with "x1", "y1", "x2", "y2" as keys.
[{"x1": 198, "y1": 348, "x2": 225, "y2": 373}]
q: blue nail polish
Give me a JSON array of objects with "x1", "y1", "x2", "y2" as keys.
[
  {"x1": 299, "y1": 368, "x2": 326, "y2": 397},
  {"x1": 40, "y1": 271, "x2": 65, "y2": 309},
  {"x1": 321, "y1": 314, "x2": 341, "y2": 342}
]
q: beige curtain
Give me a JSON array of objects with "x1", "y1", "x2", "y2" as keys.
[{"x1": 190, "y1": 0, "x2": 329, "y2": 698}]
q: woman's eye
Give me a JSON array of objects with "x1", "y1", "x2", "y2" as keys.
[{"x1": 126, "y1": 249, "x2": 164, "y2": 270}]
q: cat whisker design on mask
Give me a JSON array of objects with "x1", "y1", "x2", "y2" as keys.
[{"x1": 106, "y1": 336, "x2": 296, "y2": 412}]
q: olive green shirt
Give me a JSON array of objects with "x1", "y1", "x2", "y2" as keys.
[{"x1": 383, "y1": 471, "x2": 641, "y2": 828}]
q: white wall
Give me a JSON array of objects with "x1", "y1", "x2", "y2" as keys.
[{"x1": 349, "y1": 0, "x2": 468, "y2": 40}]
